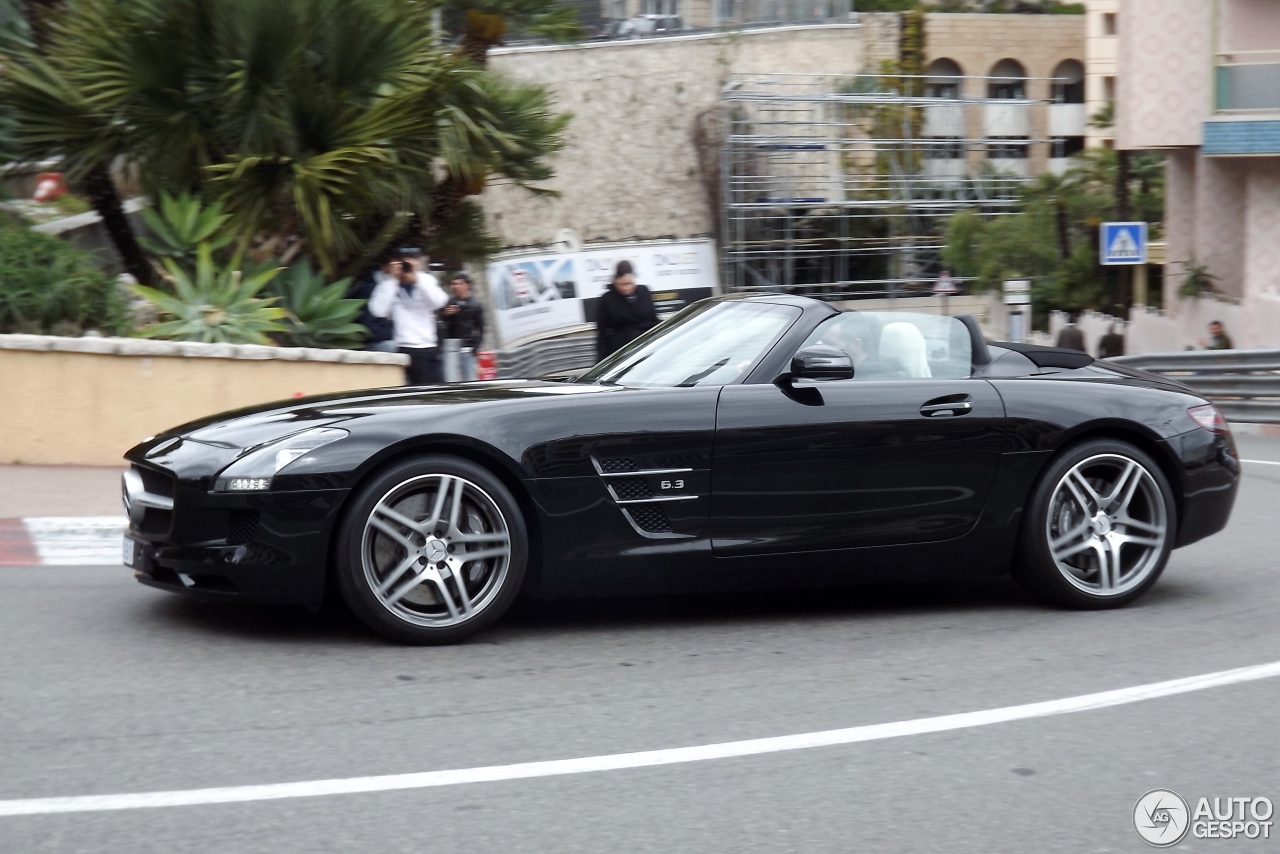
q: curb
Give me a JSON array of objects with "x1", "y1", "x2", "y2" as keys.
[{"x1": 0, "y1": 517, "x2": 126, "y2": 566}]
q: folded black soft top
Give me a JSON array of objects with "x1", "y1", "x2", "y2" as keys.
[{"x1": 990, "y1": 341, "x2": 1095, "y2": 370}]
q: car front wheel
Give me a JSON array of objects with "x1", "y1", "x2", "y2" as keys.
[
  {"x1": 336, "y1": 455, "x2": 528, "y2": 644},
  {"x1": 1014, "y1": 438, "x2": 1176, "y2": 609}
]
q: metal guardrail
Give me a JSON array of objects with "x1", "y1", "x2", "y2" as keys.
[
  {"x1": 1109, "y1": 349, "x2": 1280, "y2": 424},
  {"x1": 496, "y1": 332, "x2": 596, "y2": 379}
]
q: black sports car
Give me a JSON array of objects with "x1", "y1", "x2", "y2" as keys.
[{"x1": 123, "y1": 294, "x2": 1241, "y2": 643}]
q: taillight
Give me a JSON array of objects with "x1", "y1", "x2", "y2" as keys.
[{"x1": 1188, "y1": 404, "x2": 1230, "y2": 434}]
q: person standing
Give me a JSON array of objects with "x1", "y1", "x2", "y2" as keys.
[
  {"x1": 1097, "y1": 322, "x2": 1125, "y2": 359},
  {"x1": 1056, "y1": 312, "x2": 1086, "y2": 352},
  {"x1": 346, "y1": 265, "x2": 398, "y2": 353},
  {"x1": 369, "y1": 252, "x2": 451, "y2": 385},
  {"x1": 441, "y1": 272, "x2": 486, "y2": 381},
  {"x1": 595, "y1": 260, "x2": 658, "y2": 361},
  {"x1": 1201, "y1": 320, "x2": 1234, "y2": 350}
]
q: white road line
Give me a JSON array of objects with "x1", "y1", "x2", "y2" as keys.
[
  {"x1": 22, "y1": 517, "x2": 126, "y2": 566},
  {"x1": 2, "y1": 659, "x2": 1279, "y2": 817},
  {"x1": 1242, "y1": 459, "x2": 1280, "y2": 466}
]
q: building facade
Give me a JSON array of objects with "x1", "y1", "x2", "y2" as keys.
[
  {"x1": 924, "y1": 13, "x2": 1086, "y2": 176},
  {"x1": 1084, "y1": 0, "x2": 1117, "y2": 147},
  {"x1": 1117, "y1": 0, "x2": 1280, "y2": 348}
]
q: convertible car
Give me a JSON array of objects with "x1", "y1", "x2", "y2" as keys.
[{"x1": 123, "y1": 294, "x2": 1241, "y2": 643}]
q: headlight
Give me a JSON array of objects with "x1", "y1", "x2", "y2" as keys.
[{"x1": 215, "y1": 427, "x2": 348, "y2": 492}]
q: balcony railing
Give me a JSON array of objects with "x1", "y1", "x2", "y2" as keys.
[{"x1": 1216, "y1": 50, "x2": 1280, "y2": 112}]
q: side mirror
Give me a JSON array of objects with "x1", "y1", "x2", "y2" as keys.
[{"x1": 789, "y1": 345, "x2": 854, "y2": 381}]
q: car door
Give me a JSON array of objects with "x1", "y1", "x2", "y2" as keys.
[{"x1": 710, "y1": 311, "x2": 1007, "y2": 556}]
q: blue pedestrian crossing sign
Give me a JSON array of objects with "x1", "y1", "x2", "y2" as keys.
[{"x1": 1101, "y1": 222, "x2": 1148, "y2": 266}]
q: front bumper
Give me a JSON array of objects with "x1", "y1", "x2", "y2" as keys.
[{"x1": 124, "y1": 458, "x2": 348, "y2": 607}]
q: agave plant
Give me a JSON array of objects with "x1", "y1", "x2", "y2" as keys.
[
  {"x1": 139, "y1": 192, "x2": 235, "y2": 267},
  {"x1": 130, "y1": 244, "x2": 287, "y2": 344},
  {"x1": 267, "y1": 260, "x2": 367, "y2": 349}
]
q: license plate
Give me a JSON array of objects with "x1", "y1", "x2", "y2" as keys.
[{"x1": 122, "y1": 537, "x2": 136, "y2": 567}]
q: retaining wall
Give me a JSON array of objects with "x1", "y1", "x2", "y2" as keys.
[{"x1": 1, "y1": 336, "x2": 406, "y2": 466}]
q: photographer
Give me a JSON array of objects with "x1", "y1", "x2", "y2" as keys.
[
  {"x1": 368, "y1": 250, "x2": 451, "y2": 385},
  {"x1": 441, "y1": 272, "x2": 486, "y2": 381}
]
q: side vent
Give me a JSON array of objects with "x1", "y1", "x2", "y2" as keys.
[
  {"x1": 598, "y1": 457, "x2": 638, "y2": 474},
  {"x1": 624, "y1": 506, "x2": 673, "y2": 534}
]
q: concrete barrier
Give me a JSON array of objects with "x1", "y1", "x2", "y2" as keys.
[{"x1": 1, "y1": 335, "x2": 407, "y2": 466}]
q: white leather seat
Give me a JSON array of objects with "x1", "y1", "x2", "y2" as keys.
[{"x1": 879, "y1": 322, "x2": 932, "y2": 378}]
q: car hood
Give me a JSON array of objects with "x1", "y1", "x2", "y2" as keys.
[{"x1": 160, "y1": 380, "x2": 621, "y2": 451}]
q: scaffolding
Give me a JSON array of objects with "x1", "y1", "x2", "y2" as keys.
[{"x1": 720, "y1": 72, "x2": 1061, "y2": 300}]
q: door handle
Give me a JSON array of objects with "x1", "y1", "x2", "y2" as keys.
[{"x1": 920, "y1": 400, "x2": 973, "y2": 417}]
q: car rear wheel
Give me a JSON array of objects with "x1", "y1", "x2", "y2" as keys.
[
  {"x1": 1014, "y1": 438, "x2": 1175, "y2": 609},
  {"x1": 336, "y1": 455, "x2": 527, "y2": 644}
]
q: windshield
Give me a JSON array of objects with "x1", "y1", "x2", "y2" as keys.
[
  {"x1": 802, "y1": 311, "x2": 974, "y2": 379},
  {"x1": 580, "y1": 300, "x2": 801, "y2": 388}
]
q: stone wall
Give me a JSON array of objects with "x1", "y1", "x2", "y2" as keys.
[{"x1": 482, "y1": 17, "x2": 901, "y2": 249}]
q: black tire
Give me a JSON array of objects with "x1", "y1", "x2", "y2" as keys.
[
  {"x1": 335, "y1": 454, "x2": 528, "y2": 644},
  {"x1": 1013, "y1": 438, "x2": 1176, "y2": 609}
]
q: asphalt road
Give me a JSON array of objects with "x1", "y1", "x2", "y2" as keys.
[{"x1": 3, "y1": 436, "x2": 1280, "y2": 853}]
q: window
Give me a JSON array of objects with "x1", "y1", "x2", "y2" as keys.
[
  {"x1": 1103, "y1": 76, "x2": 1116, "y2": 101},
  {"x1": 1102, "y1": 12, "x2": 1116, "y2": 36},
  {"x1": 1052, "y1": 137, "x2": 1086, "y2": 159},
  {"x1": 988, "y1": 139, "x2": 1029, "y2": 159},
  {"x1": 581, "y1": 301, "x2": 800, "y2": 388},
  {"x1": 800, "y1": 312, "x2": 974, "y2": 381},
  {"x1": 1051, "y1": 60, "x2": 1085, "y2": 104},
  {"x1": 988, "y1": 59, "x2": 1027, "y2": 100}
]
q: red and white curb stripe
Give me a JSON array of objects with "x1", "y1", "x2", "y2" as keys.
[{"x1": 0, "y1": 517, "x2": 127, "y2": 566}]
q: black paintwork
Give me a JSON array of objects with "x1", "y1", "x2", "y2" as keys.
[{"x1": 123, "y1": 294, "x2": 1241, "y2": 609}]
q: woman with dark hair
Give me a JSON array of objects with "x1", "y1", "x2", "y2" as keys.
[{"x1": 595, "y1": 260, "x2": 658, "y2": 361}]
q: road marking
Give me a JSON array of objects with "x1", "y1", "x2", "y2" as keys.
[
  {"x1": 22, "y1": 517, "x2": 125, "y2": 566},
  {"x1": 1242, "y1": 459, "x2": 1280, "y2": 466},
  {"x1": 2, "y1": 659, "x2": 1279, "y2": 817}
]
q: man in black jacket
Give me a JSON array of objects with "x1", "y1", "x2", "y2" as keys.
[
  {"x1": 595, "y1": 260, "x2": 658, "y2": 361},
  {"x1": 441, "y1": 273, "x2": 486, "y2": 380}
]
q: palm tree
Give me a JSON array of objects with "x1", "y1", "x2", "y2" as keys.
[
  {"x1": 2, "y1": 0, "x2": 568, "y2": 280},
  {"x1": 441, "y1": 0, "x2": 584, "y2": 65}
]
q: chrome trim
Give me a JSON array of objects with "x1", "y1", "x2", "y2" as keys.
[
  {"x1": 615, "y1": 495, "x2": 699, "y2": 505},
  {"x1": 122, "y1": 468, "x2": 174, "y2": 528},
  {"x1": 598, "y1": 467, "x2": 694, "y2": 478}
]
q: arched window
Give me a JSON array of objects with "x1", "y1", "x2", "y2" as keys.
[
  {"x1": 1051, "y1": 59, "x2": 1085, "y2": 104},
  {"x1": 925, "y1": 58, "x2": 963, "y2": 99},
  {"x1": 988, "y1": 59, "x2": 1026, "y2": 100}
]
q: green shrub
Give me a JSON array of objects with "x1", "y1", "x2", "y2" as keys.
[
  {"x1": 0, "y1": 215, "x2": 130, "y2": 335},
  {"x1": 130, "y1": 244, "x2": 287, "y2": 344},
  {"x1": 265, "y1": 260, "x2": 367, "y2": 349}
]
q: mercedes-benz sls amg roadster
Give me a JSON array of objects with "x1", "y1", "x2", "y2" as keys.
[{"x1": 123, "y1": 294, "x2": 1241, "y2": 643}]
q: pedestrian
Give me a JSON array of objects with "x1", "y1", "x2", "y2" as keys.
[
  {"x1": 346, "y1": 265, "x2": 398, "y2": 353},
  {"x1": 1200, "y1": 320, "x2": 1234, "y2": 351},
  {"x1": 1056, "y1": 312, "x2": 1086, "y2": 352},
  {"x1": 441, "y1": 272, "x2": 486, "y2": 381},
  {"x1": 595, "y1": 260, "x2": 658, "y2": 361},
  {"x1": 368, "y1": 250, "x2": 451, "y2": 385},
  {"x1": 1097, "y1": 321, "x2": 1125, "y2": 359}
]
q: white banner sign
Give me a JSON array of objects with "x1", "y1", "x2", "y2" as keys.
[{"x1": 486, "y1": 239, "x2": 718, "y2": 349}]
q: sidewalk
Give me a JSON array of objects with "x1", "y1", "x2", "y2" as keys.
[{"x1": 0, "y1": 465, "x2": 125, "y2": 566}]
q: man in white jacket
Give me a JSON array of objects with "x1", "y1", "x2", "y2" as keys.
[{"x1": 368, "y1": 252, "x2": 451, "y2": 385}]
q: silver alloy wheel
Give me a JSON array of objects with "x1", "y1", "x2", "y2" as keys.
[
  {"x1": 361, "y1": 473, "x2": 511, "y2": 627},
  {"x1": 1045, "y1": 453, "x2": 1168, "y2": 596}
]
